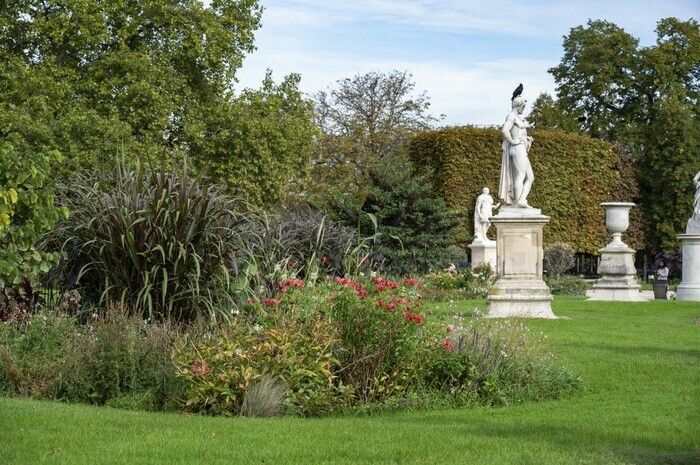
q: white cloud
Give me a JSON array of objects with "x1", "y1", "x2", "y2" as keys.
[
  {"x1": 235, "y1": 0, "x2": 698, "y2": 124},
  {"x1": 259, "y1": 0, "x2": 699, "y2": 37},
  {"x1": 237, "y1": 49, "x2": 556, "y2": 125}
]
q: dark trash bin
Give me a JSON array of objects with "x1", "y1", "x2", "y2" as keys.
[{"x1": 653, "y1": 279, "x2": 668, "y2": 300}]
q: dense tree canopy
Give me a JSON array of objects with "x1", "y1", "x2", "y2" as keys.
[
  {"x1": 0, "y1": 0, "x2": 315, "y2": 206},
  {"x1": 528, "y1": 93, "x2": 580, "y2": 133},
  {"x1": 548, "y1": 18, "x2": 700, "y2": 250}
]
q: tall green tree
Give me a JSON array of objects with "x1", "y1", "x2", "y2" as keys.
[
  {"x1": 549, "y1": 18, "x2": 700, "y2": 250},
  {"x1": 324, "y1": 155, "x2": 460, "y2": 276},
  {"x1": 0, "y1": 1, "x2": 315, "y2": 206},
  {"x1": 528, "y1": 93, "x2": 580, "y2": 132},
  {"x1": 310, "y1": 71, "x2": 441, "y2": 199}
]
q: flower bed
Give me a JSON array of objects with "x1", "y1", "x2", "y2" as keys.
[{"x1": 0, "y1": 274, "x2": 581, "y2": 417}]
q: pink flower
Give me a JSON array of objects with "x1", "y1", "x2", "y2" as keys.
[
  {"x1": 262, "y1": 298, "x2": 281, "y2": 307},
  {"x1": 403, "y1": 277, "x2": 420, "y2": 287}
]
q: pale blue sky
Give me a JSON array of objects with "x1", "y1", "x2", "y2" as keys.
[{"x1": 235, "y1": 1, "x2": 699, "y2": 125}]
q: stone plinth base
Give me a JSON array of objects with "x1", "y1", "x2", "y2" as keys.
[
  {"x1": 468, "y1": 241, "x2": 497, "y2": 271},
  {"x1": 486, "y1": 210, "x2": 556, "y2": 319},
  {"x1": 488, "y1": 279, "x2": 555, "y2": 318},
  {"x1": 588, "y1": 243, "x2": 646, "y2": 301},
  {"x1": 677, "y1": 234, "x2": 700, "y2": 301}
]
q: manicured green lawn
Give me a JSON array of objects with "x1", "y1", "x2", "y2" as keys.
[{"x1": 2, "y1": 298, "x2": 699, "y2": 465}]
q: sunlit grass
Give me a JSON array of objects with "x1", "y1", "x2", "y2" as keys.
[{"x1": 2, "y1": 298, "x2": 699, "y2": 465}]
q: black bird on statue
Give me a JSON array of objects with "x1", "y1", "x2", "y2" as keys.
[{"x1": 511, "y1": 83, "x2": 523, "y2": 100}]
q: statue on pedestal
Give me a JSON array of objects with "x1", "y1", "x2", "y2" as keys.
[
  {"x1": 687, "y1": 171, "x2": 700, "y2": 233},
  {"x1": 473, "y1": 187, "x2": 500, "y2": 243},
  {"x1": 498, "y1": 83, "x2": 535, "y2": 208}
]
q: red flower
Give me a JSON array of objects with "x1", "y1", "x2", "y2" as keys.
[
  {"x1": 403, "y1": 277, "x2": 420, "y2": 287},
  {"x1": 442, "y1": 338, "x2": 453, "y2": 353},
  {"x1": 374, "y1": 299, "x2": 397, "y2": 311},
  {"x1": 371, "y1": 276, "x2": 399, "y2": 292},
  {"x1": 191, "y1": 360, "x2": 212, "y2": 377},
  {"x1": 279, "y1": 277, "x2": 305, "y2": 293},
  {"x1": 355, "y1": 286, "x2": 368, "y2": 299},
  {"x1": 404, "y1": 309, "x2": 424, "y2": 324},
  {"x1": 335, "y1": 276, "x2": 367, "y2": 299},
  {"x1": 446, "y1": 325, "x2": 453, "y2": 333},
  {"x1": 262, "y1": 297, "x2": 281, "y2": 307}
]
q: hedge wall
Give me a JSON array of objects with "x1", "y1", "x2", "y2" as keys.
[{"x1": 408, "y1": 127, "x2": 647, "y2": 254}]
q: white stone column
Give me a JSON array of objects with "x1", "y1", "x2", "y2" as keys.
[
  {"x1": 486, "y1": 207, "x2": 555, "y2": 318},
  {"x1": 468, "y1": 241, "x2": 497, "y2": 271},
  {"x1": 677, "y1": 234, "x2": 700, "y2": 301}
]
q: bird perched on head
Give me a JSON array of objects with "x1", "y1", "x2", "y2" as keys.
[{"x1": 511, "y1": 83, "x2": 523, "y2": 101}]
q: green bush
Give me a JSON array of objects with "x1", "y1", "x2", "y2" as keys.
[
  {"x1": 48, "y1": 162, "x2": 242, "y2": 322},
  {"x1": 174, "y1": 314, "x2": 344, "y2": 416},
  {"x1": 0, "y1": 306, "x2": 181, "y2": 409},
  {"x1": 546, "y1": 275, "x2": 590, "y2": 296},
  {"x1": 544, "y1": 242, "x2": 576, "y2": 279},
  {"x1": 0, "y1": 140, "x2": 68, "y2": 319},
  {"x1": 423, "y1": 263, "x2": 496, "y2": 300},
  {"x1": 425, "y1": 319, "x2": 581, "y2": 406},
  {"x1": 288, "y1": 277, "x2": 428, "y2": 404},
  {"x1": 323, "y1": 156, "x2": 460, "y2": 275},
  {"x1": 408, "y1": 127, "x2": 646, "y2": 252}
]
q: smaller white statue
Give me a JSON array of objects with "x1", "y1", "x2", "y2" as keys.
[
  {"x1": 687, "y1": 171, "x2": 700, "y2": 233},
  {"x1": 474, "y1": 187, "x2": 500, "y2": 243}
]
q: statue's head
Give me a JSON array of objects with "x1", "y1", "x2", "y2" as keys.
[
  {"x1": 483, "y1": 187, "x2": 490, "y2": 195},
  {"x1": 511, "y1": 96, "x2": 526, "y2": 114}
]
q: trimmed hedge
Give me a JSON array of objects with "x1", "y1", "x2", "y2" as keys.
[{"x1": 408, "y1": 127, "x2": 646, "y2": 253}]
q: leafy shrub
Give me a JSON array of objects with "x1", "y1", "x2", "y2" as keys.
[
  {"x1": 48, "y1": 162, "x2": 242, "y2": 322},
  {"x1": 425, "y1": 319, "x2": 581, "y2": 406},
  {"x1": 546, "y1": 275, "x2": 590, "y2": 296},
  {"x1": 0, "y1": 140, "x2": 68, "y2": 319},
  {"x1": 423, "y1": 263, "x2": 496, "y2": 300},
  {"x1": 287, "y1": 277, "x2": 428, "y2": 403},
  {"x1": 323, "y1": 156, "x2": 460, "y2": 275},
  {"x1": 0, "y1": 306, "x2": 181, "y2": 409},
  {"x1": 174, "y1": 314, "x2": 343, "y2": 416},
  {"x1": 232, "y1": 207, "x2": 359, "y2": 301},
  {"x1": 544, "y1": 243, "x2": 575, "y2": 279}
]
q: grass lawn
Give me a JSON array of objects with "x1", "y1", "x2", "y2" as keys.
[{"x1": 1, "y1": 297, "x2": 699, "y2": 465}]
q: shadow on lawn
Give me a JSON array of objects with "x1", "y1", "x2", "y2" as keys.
[
  {"x1": 395, "y1": 414, "x2": 699, "y2": 465},
  {"x1": 564, "y1": 340, "x2": 700, "y2": 359}
]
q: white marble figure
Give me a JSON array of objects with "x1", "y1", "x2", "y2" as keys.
[
  {"x1": 473, "y1": 187, "x2": 500, "y2": 243},
  {"x1": 688, "y1": 171, "x2": 700, "y2": 233},
  {"x1": 499, "y1": 88, "x2": 534, "y2": 208}
]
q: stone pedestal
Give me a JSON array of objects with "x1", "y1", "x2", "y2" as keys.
[
  {"x1": 588, "y1": 202, "x2": 646, "y2": 301},
  {"x1": 486, "y1": 207, "x2": 555, "y2": 319},
  {"x1": 588, "y1": 244, "x2": 645, "y2": 301},
  {"x1": 677, "y1": 234, "x2": 700, "y2": 301},
  {"x1": 468, "y1": 240, "x2": 497, "y2": 271}
]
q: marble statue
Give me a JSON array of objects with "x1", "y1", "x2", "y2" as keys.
[
  {"x1": 688, "y1": 171, "x2": 700, "y2": 233},
  {"x1": 498, "y1": 84, "x2": 535, "y2": 208},
  {"x1": 473, "y1": 187, "x2": 499, "y2": 243}
]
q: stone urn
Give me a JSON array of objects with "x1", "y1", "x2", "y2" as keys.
[
  {"x1": 589, "y1": 202, "x2": 645, "y2": 301},
  {"x1": 602, "y1": 202, "x2": 634, "y2": 248}
]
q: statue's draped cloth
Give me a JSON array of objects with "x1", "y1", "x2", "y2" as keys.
[{"x1": 498, "y1": 139, "x2": 514, "y2": 205}]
